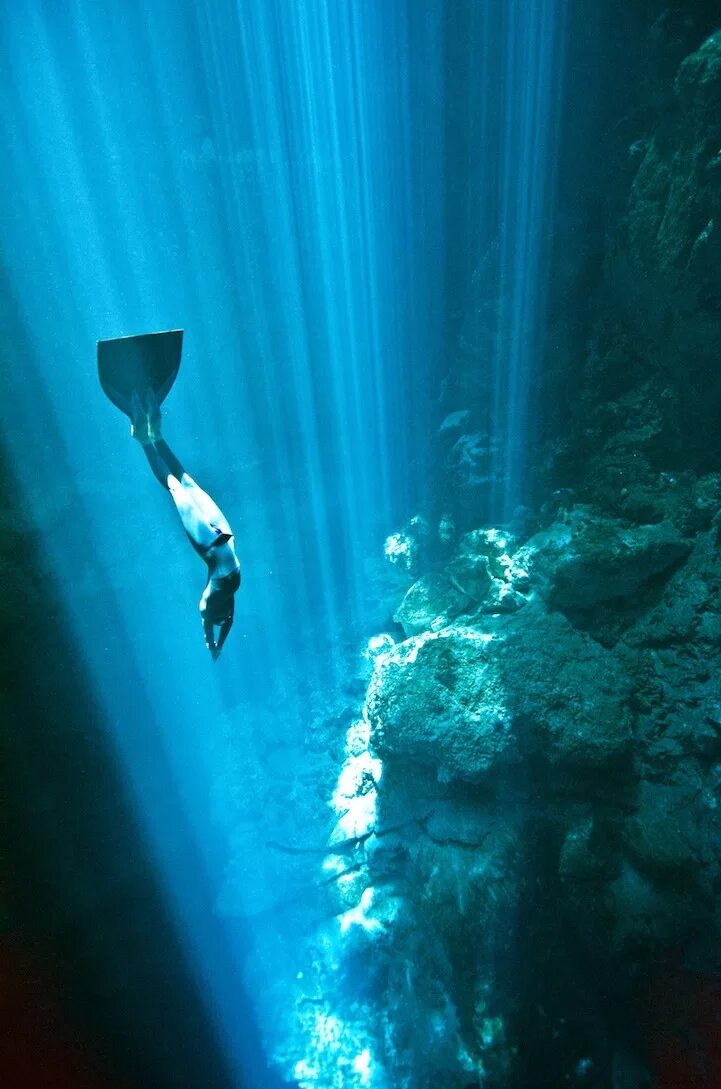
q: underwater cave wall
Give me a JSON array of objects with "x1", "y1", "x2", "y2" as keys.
[{"x1": 541, "y1": 0, "x2": 721, "y2": 517}]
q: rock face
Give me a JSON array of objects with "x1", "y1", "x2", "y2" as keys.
[
  {"x1": 393, "y1": 574, "x2": 469, "y2": 637},
  {"x1": 510, "y1": 508, "x2": 692, "y2": 647},
  {"x1": 549, "y1": 28, "x2": 721, "y2": 516},
  {"x1": 367, "y1": 627, "x2": 515, "y2": 781},
  {"x1": 627, "y1": 31, "x2": 721, "y2": 275},
  {"x1": 283, "y1": 495, "x2": 721, "y2": 1089},
  {"x1": 515, "y1": 510, "x2": 689, "y2": 610},
  {"x1": 367, "y1": 610, "x2": 633, "y2": 784}
]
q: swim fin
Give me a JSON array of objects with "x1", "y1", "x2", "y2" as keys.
[{"x1": 97, "y1": 329, "x2": 183, "y2": 418}]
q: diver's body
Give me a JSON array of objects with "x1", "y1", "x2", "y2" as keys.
[{"x1": 131, "y1": 391, "x2": 241, "y2": 659}]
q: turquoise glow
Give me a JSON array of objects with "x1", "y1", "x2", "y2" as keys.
[{"x1": 0, "y1": 1, "x2": 567, "y2": 1083}]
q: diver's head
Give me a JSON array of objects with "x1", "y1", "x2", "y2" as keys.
[{"x1": 202, "y1": 596, "x2": 234, "y2": 626}]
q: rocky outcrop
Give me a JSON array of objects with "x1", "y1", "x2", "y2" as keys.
[
  {"x1": 514, "y1": 510, "x2": 689, "y2": 609},
  {"x1": 393, "y1": 574, "x2": 469, "y2": 637},
  {"x1": 367, "y1": 609, "x2": 633, "y2": 785},
  {"x1": 626, "y1": 31, "x2": 721, "y2": 274},
  {"x1": 551, "y1": 29, "x2": 721, "y2": 515},
  {"x1": 282, "y1": 497, "x2": 721, "y2": 1088}
]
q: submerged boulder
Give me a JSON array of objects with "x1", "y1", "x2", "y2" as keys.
[
  {"x1": 623, "y1": 781, "x2": 700, "y2": 879},
  {"x1": 514, "y1": 507, "x2": 689, "y2": 612},
  {"x1": 366, "y1": 606, "x2": 633, "y2": 785},
  {"x1": 393, "y1": 573, "x2": 469, "y2": 637},
  {"x1": 366, "y1": 626, "x2": 513, "y2": 782},
  {"x1": 457, "y1": 527, "x2": 516, "y2": 580},
  {"x1": 445, "y1": 550, "x2": 492, "y2": 602}
]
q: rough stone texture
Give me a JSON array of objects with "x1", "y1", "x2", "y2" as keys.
[
  {"x1": 627, "y1": 31, "x2": 721, "y2": 273},
  {"x1": 549, "y1": 29, "x2": 721, "y2": 515},
  {"x1": 445, "y1": 550, "x2": 492, "y2": 602},
  {"x1": 366, "y1": 627, "x2": 515, "y2": 783},
  {"x1": 393, "y1": 574, "x2": 469, "y2": 637},
  {"x1": 303, "y1": 497, "x2": 721, "y2": 1087},
  {"x1": 367, "y1": 606, "x2": 633, "y2": 784},
  {"x1": 514, "y1": 507, "x2": 690, "y2": 612}
]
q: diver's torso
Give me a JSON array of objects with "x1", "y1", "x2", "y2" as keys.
[
  {"x1": 205, "y1": 536, "x2": 241, "y2": 581},
  {"x1": 198, "y1": 537, "x2": 241, "y2": 623}
]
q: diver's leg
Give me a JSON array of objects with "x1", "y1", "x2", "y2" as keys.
[
  {"x1": 130, "y1": 388, "x2": 186, "y2": 490},
  {"x1": 130, "y1": 388, "x2": 231, "y2": 546},
  {"x1": 139, "y1": 441, "x2": 221, "y2": 550},
  {"x1": 167, "y1": 476, "x2": 226, "y2": 550},
  {"x1": 176, "y1": 474, "x2": 232, "y2": 536},
  {"x1": 142, "y1": 440, "x2": 186, "y2": 490}
]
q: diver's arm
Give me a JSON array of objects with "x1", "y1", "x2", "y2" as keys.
[
  {"x1": 203, "y1": 617, "x2": 232, "y2": 660},
  {"x1": 215, "y1": 617, "x2": 233, "y2": 654}
]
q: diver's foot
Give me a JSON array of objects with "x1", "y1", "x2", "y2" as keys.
[{"x1": 130, "y1": 389, "x2": 162, "y2": 445}]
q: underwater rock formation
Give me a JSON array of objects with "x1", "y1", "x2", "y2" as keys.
[
  {"x1": 514, "y1": 509, "x2": 689, "y2": 610},
  {"x1": 283, "y1": 488, "x2": 721, "y2": 1088},
  {"x1": 367, "y1": 609, "x2": 633, "y2": 784},
  {"x1": 549, "y1": 27, "x2": 721, "y2": 519}
]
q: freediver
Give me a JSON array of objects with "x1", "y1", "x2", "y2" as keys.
[{"x1": 97, "y1": 330, "x2": 241, "y2": 659}]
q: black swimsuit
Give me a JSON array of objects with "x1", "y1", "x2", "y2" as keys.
[{"x1": 210, "y1": 567, "x2": 241, "y2": 593}]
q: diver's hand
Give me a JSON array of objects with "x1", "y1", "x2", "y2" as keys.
[
  {"x1": 202, "y1": 615, "x2": 233, "y2": 660},
  {"x1": 203, "y1": 618, "x2": 220, "y2": 660}
]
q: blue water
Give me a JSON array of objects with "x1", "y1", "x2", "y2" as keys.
[{"x1": 0, "y1": 1, "x2": 566, "y2": 1085}]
